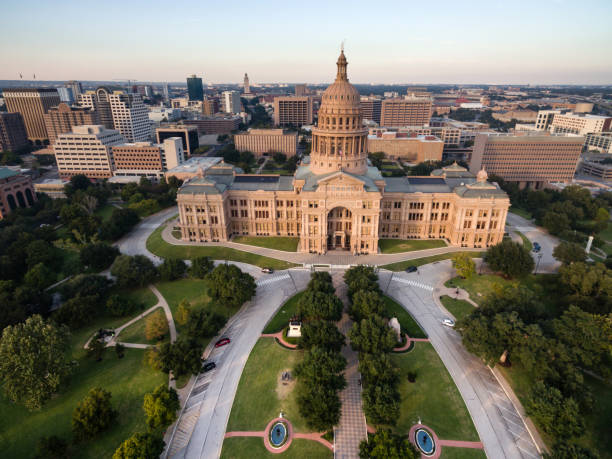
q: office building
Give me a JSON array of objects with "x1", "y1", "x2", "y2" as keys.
[
  {"x1": 0, "y1": 168, "x2": 37, "y2": 218},
  {"x1": 177, "y1": 50, "x2": 508, "y2": 253},
  {"x1": 184, "y1": 115, "x2": 241, "y2": 135},
  {"x1": 360, "y1": 98, "x2": 382, "y2": 124},
  {"x1": 367, "y1": 132, "x2": 443, "y2": 163},
  {"x1": 187, "y1": 75, "x2": 204, "y2": 101},
  {"x1": 584, "y1": 133, "x2": 612, "y2": 154},
  {"x1": 202, "y1": 97, "x2": 219, "y2": 116},
  {"x1": 222, "y1": 91, "x2": 242, "y2": 114},
  {"x1": 162, "y1": 83, "x2": 170, "y2": 101},
  {"x1": 273, "y1": 96, "x2": 313, "y2": 126},
  {"x1": 156, "y1": 124, "x2": 199, "y2": 155},
  {"x1": 0, "y1": 112, "x2": 29, "y2": 152},
  {"x1": 108, "y1": 92, "x2": 150, "y2": 142},
  {"x1": 380, "y1": 97, "x2": 432, "y2": 127},
  {"x1": 148, "y1": 106, "x2": 181, "y2": 123},
  {"x1": 295, "y1": 84, "x2": 308, "y2": 96},
  {"x1": 2, "y1": 88, "x2": 61, "y2": 142},
  {"x1": 53, "y1": 125, "x2": 125, "y2": 179},
  {"x1": 165, "y1": 156, "x2": 223, "y2": 181},
  {"x1": 43, "y1": 102, "x2": 100, "y2": 143},
  {"x1": 67, "y1": 81, "x2": 83, "y2": 98},
  {"x1": 550, "y1": 113, "x2": 612, "y2": 136},
  {"x1": 470, "y1": 133, "x2": 584, "y2": 188},
  {"x1": 111, "y1": 137, "x2": 184, "y2": 180},
  {"x1": 57, "y1": 87, "x2": 74, "y2": 104},
  {"x1": 78, "y1": 87, "x2": 114, "y2": 129},
  {"x1": 234, "y1": 129, "x2": 298, "y2": 156}
]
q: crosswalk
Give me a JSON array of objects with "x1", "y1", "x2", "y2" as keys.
[
  {"x1": 392, "y1": 277, "x2": 434, "y2": 291},
  {"x1": 257, "y1": 272, "x2": 290, "y2": 287}
]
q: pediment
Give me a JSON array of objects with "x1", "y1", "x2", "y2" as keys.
[{"x1": 317, "y1": 172, "x2": 366, "y2": 187}]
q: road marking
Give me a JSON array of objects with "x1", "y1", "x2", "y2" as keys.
[
  {"x1": 517, "y1": 444, "x2": 540, "y2": 459},
  {"x1": 392, "y1": 277, "x2": 434, "y2": 291},
  {"x1": 257, "y1": 273, "x2": 290, "y2": 287}
]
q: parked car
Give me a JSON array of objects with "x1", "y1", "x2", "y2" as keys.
[
  {"x1": 202, "y1": 361, "x2": 216, "y2": 372},
  {"x1": 442, "y1": 318, "x2": 455, "y2": 328},
  {"x1": 532, "y1": 242, "x2": 541, "y2": 252},
  {"x1": 215, "y1": 337, "x2": 231, "y2": 348},
  {"x1": 262, "y1": 267, "x2": 274, "y2": 274},
  {"x1": 405, "y1": 266, "x2": 418, "y2": 273}
]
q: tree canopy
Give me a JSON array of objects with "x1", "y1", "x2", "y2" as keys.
[
  {"x1": 72, "y1": 387, "x2": 117, "y2": 441},
  {"x1": 485, "y1": 239, "x2": 534, "y2": 278},
  {"x1": 205, "y1": 264, "x2": 256, "y2": 308},
  {"x1": 143, "y1": 384, "x2": 180, "y2": 431}
]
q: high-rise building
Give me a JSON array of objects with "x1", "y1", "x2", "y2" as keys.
[
  {"x1": 111, "y1": 138, "x2": 184, "y2": 179},
  {"x1": 273, "y1": 96, "x2": 313, "y2": 126},
  {"x1": 380, "y1": 97, "x2": 433, "y2": 127},
  {"x1": 53, "y1": 125, "x2": 125, "y2": 179},
  {"x1": 360, "y1": 97, "x2": 382, "y2": 124},
  {"x1": 535, "y1": 109, "x2": 561, "y2": 131},
  {"x1": 295, "y1": 84, "x2": 308, "y2": 96},
  {"x1": 67, "y1": 81, "x2": 83, "y2": 98},
  {"x1": 155, "y1": 124, "x2": 199, "y2": 156},
  {"x1": 187, "y1": 74, "x2": 204, "y2": 101},
  {"x1": 550, "y1": 113, "x2": 612, "y2": 136},
  {"x1": 222, "y1": 90, "x2": 242, "y2": 114},
  {"x1": 183, "y1": 115, "x2": 241, "y2": 134},
  {"x1": 43, "y1": 102, "x2": 100, "y2": 144},
  {"x1": 78, "y1": 87, "x2": 114, "y2": 129},
  {"x1": 108, "y1": 92, "x2": 150, "y2": 142},
  {"x1": 0, "y1": 168, "x2": 37, "y2": 218},
  {"x1": 162, "y1": 83, "x2": 170, "y2": 101},
  {"x1": 234, "y1": 129, "x2": 298, "y2": 156},
  {"x1": 2, "y1": 88, "x2": 61, "y2": 142},
  {"x1": 202, "y1": 97, "x2": 219, "y2": 116},
  {"x1": 367, "y1": 132, "x2": 443, "y2": 162},
  {"x1": 0, "y1": 112, "x2": 29, "y2": 152},
  {"x1": 243, "y1": 73, "x2": 250, "y2": 95},
  {"x1": 57, "y1": 87, "x2": 74, "y2": 104},
  {"x1": 470, "y1": 133, "x2": 584, "y2": 188}
]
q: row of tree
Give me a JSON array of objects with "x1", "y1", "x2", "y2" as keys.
[{"x1": 294, "y1": 272, "x2": 346, "y2": 431}]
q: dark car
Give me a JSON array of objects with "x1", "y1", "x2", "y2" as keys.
[
  {"x1": 405, "y1": 266, "x2": 418, "y2": 273},
  {"x1": 215, "y1": 337, "x2": 231, "y2": 348},
  {"x1": 532, "y1": 242, "x2": 541, "y2": 252},
  {"x1": 202, "y1": 361, "x2": 216, "y2": 372}
]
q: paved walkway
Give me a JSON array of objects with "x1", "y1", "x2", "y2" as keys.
[
  {"x1": 260, "y1": 331, "x2": 298, "y2": 349},
  {"x1": 332, "y1": 272, "x2": 367, "y2": 459},
  {"x1": 408, "y1": 423, "x2": 484, "y2": 459},
  {"x1": 393, "y1": 334, "x2": 430, "y2": 352}
]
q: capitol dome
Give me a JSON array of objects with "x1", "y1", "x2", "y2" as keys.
[{"x1": 310, "y1": 50, "x2": 368, "y2": 175}]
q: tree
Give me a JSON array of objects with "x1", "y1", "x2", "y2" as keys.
[
  {"x1": 79, "y1": 242, "x2": 119, "y2": 270},
  {"x1": 88, "y1": 337, "x2": 106, "y2": 361},
  {"x1": 0, "y1": 315, "x2": 71, "y2": 410},
  {"x1": 35, "y1": 435, "x2": 70, "y2": 459},
  {"x1": 296, "y1": 383, "x2": 342, "y2": 431},
  {"x1": 344, "y1": 265, "x2": 380, "y2": 299},
  {"x1": 183, "y1": 309, "x2": 226, "y2": 339},
  {"x1": 359, "y1": 429, "x2": 418, "y2": 459},
  {"x1": 111, "y1": 255, "x2": 158, "y2": 288},
  {"x1": 72, "y1": 387, "x2": 117, "y2": 441},
  {"x1": 349, "y1": 315, "x2": 397, "y2": 354},
  {"x1": 157, "y1": 338, "x2": 203, "y2": 377},
  {"x1": 542, "y1": 211, "x2": 571, "y2": 236},
  {"x1": 26, "y1": 239, "x2": 56, "y2": 269},
  {"x1": 452, "y1": 252, "x2": 476, "y2": 279},
  {"x1": 158, "y1": 258, "x2": 187, "y2": 281},
  {"x1": 350, "y1": 290, "x2": 386, "y2": 322},
  {"x1": 205, "y1": 264, "x2": 256, "y2": 308},
  {"x1": 362, "y1": 382, "x2": 400, "y2": 425},
  {"x1": 368, "y1": 152, "x2": 385, "y2": 169},
  {"x1": 176, "y1": 299, "x2": 191, "y2": 325},
  {"x1": 112, "y1": 432, "x2": 165, "y2": 459},
  {"x1": 554, "y1": 235, "x2": 588, "y2": 260},
  {"x1": 546, "y1": 441, "x2": 600, "y2": 459},
  {"x1": 69, "y1": 174, "x2": 91, "y2": 193},
  {"x1": 273, "y1": 152, "x2": 287, "y2": 164},
  {"x1": 296, "y1": 347, "x2": 346, "y2": 390},
  {"x1": 24, "y1": 262, "x2": 56, "y2": 290},
  {"x1": 189, "y1": 256, "x2": 214, "y2": 278},
  {"x1": 525, "y1": 382, "x2": 583, "y2": 439},
  {"x1": 106, "y1": 294, "x2": 140, "y2": 317},
  {"x1": 306, "y1": 271, "x2": 335, "y2": 294},
  {"x1": 297, "y1": 289, "x2": 343, "y2": 321},
  {"x1": 53, "y1": 294, "x2": 99, "y2": 329},
  {"x1": 145, "y1": 310, "x2": 168, "y2": 341},
  {"x1": 485, "y1": 239, "x2": 534, "y2": 278},
  {"x1": 300, "y1": 320, "x2": 345, "y2": 352},
  {"x1": 143, "y1": 384, "x2": 180, "y2": 431},
  {"x1": 358, "y1": 353, "x2": 400, "y2": 387}
]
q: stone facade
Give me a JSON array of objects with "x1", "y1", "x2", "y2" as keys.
[
  {"x1": 177, "y1": 51, "x2": 509, "y2": 254},
  {"x1": 234, "y1": 129, "x2": 298, "y2": 156},
  {"x1": 0, "y1": 168, "x2": 37, "y2": 219}
]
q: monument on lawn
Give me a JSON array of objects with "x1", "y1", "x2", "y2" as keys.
[
  {"x1": 388, "y1": 317, "x2": 402, "y2": 342},
  {"x1": 287, "y1": 317, "x2": 302, "y2": 337}
]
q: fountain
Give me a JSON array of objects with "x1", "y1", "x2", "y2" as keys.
[
  {"x1": 269, "y1": 421, "x2": 288, "y2": 448},
  {"x1": 415, "y1": 428, "x2": 435, "y2": 456}
]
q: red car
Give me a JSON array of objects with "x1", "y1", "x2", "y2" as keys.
[{"x1": 215, "y1": 337, "x2": 231, "y2": 348}]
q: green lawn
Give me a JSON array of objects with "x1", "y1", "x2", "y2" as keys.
[
  {"x1": 440, "y1": 447, "x2": 487, "y2": 459},
  {"x1": 57, "y1": 247, "x2": 82, "y2": 280},
  {"x1": 226, "y1": 339, "x2": 310, "y2": 433},
  {"x1": 378, "y1": 239, "x2": 447, "y2": 254},
  {"x1": 392, "y1": 342, "x2": 479, "y2": 442},
  {"x1": 117, "y1": 308, "x2": 170, "y2": 345},
  {"x1": 263, "y1": 291, "x2": 304, "y2": 334},
  {"x1": 598, "y1": 223, "x2": 612, "y2": 242},
  {"x1": 509, "y1": 206, "x2": 532, "y2": 220},
  {"x1": 232, "y1": 236, "x2": 299, "y2": 252},
  {"x1": 147, "y1": 224, "x2": 297, "y2": 270},
  {"x1": 382, "y1": 251, "x2": 484, "y2": 272},
  {"x1": 445, "y1": 274, "x2": 510, "y2": 303},
  {"x1": 94, "y1": 204, "x2": 117, "y2": 222},
  {"x1": 221, "y1": 437, "x2": 332, "y2": 459},
  {"x1": 515, "y1": 231, "x2": 532, "y2": 251},
  {"x1": 383, "y1": 295, "x2": 427, "y2": 338},
  {"x1": 0, "y1": 316, "x2": 166, "y2": 459},
  {"x1": 439, "y1": 295, "x2": 475, "y2": 322}
]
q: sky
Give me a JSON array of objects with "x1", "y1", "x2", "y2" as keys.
[{"x1": 1, "y1": 0, "x2": 611, "y2": 85}]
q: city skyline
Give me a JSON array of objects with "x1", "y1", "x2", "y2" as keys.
[{"x1": 1, "y1": 0, "x2": 611, "y2": 85}]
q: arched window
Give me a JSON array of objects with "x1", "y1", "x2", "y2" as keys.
[
  {"x1": 16, "y1": 191, "x2": 26, "y2": 208},
  {"x1": 25, "y1": 188, "x2": 34, "y2": 206},
  {"x1": 7, "y1": 194, "x2": 16, "y2": 211}
]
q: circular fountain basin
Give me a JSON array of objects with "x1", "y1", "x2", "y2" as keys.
[
  {"x1": 415, "y1": 428, "x2": 435, "y2": 456},
  {"x1": 269, "y1": 421, "x2": 288, "y2": 448}
]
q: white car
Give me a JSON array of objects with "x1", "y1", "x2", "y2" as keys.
[{"x1": 442, "y1": 318, "x2": 455, "y2": 328}]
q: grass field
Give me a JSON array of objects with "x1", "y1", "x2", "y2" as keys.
[
  {"x1": 94, "y1": 204, "x2": 117, "y2": 222},
  {"x1": 515, "y1": 231, "x2": 533, "y2": 251},
  {"x1": 221, "y1": 437, "x2": 332, "y2": 459},
  {"x1": 117, "y1": 308, "x2": 170, "y2": 345},
  {"x1": 509, "y1": 207, "x2": 533, "y2": 220},
  {"x1": 263, "y1": 291, "x2": 305, "y2": 334},
  {"x1": 146, "y1": 224, "x2": 297, "y2": 270},
  {"x1": 440, "y1": 447, "x2": 487, "y2": 459},
  {"x1": 226, "y1": 339, "x2": 310, "y2": 433},
  {"x1": 381, "y1": 251, "x2": 484, "y2": 272},
  {"x1": 0, "y1": 314, "x2": 166, "y2": 459},
  {"x1": 383, "y1": 295, "x2": 427, "y2": 338},
  {"x1": 378, "y1": 239, "x2": 447, "y2": 254},
  {"x1": 232, "y1": 236, "x2": 299, "y2": 252},
  {"x1": 392, "y1": 342, "x2": 479, "y2": 442},
  {"x1": 439, "y1": 295, "x2": 475, "y2": 322}
]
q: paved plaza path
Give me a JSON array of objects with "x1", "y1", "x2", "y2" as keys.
[{"x1": 332, "y1": 271, "x2": 367, "y2": 459}]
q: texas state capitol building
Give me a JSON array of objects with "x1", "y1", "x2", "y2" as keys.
[{"x1": 176, "y1": 51, "x2": 509, "y2": 254}]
